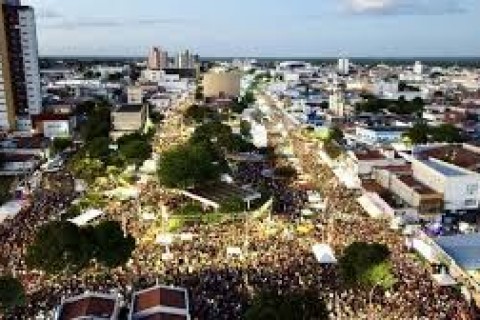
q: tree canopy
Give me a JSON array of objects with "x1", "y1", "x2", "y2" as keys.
[
  {"x1": 403, "y1": 123, "x2": 463, "y2": 145},
  {"x1": 339, "y1": 242, "x2": 395, "y2": 290},
  {"x1": 90, "y1": 220, "x2": 136, "y2": 268},
  {"x1": 244, "y1": 289, "x2": 328, "y2": 320},
  {"x1": 26, "y1": 221, "x2": 93, "y2": 274},
  {"x1": 0, "y1": 276, "x2": 25, "y2": 312},
  {"x1": 356, "y1": 97, "x2": 425, "y2": 115},
  {"x1": 51, "y1": 137, "x2": 72, "y2": 155},
  {"x1": 26, "y1": 220, "x2": 135, "y2": 274},
  {"x1": 157, "y1": 142, "x2": 221, "y2": 189}
]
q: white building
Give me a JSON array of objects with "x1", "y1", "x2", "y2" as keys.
[
  {"x1": 127, "y1": 86, "x2": 143, "y2": 105},
  {"x1": 176, "y1": 49, "x2": 194, "y2": 69},
  {"x1": 338, "y1": 58, "x2": 350, "y2": 75},
  {"x1": 374, "y1": 80, "x2": 429, "y2": 101},
  {"x1": 355, "y1": 126, "x2": 406, "y2": 145},
  {"x1": 412, "y1": 158, "x2": 480, "y2": 213},
  {"x1": 414, "y1": 61, "x2": 423, "y2": 75}
]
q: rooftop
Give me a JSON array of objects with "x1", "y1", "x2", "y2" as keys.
[
  {"x1": 132, "y1": 286, "x2": 188, "y2": 314},
  {"x1": 32, "y1": 114, "x2": 72, "y2": 122},
  {"x1": 398, "y1": 175, "x2": 439, "y2": 195},
  {"x1": 421, "y1": 159, "x2": 468, "y2": 177},
  {"x1": 59, "y1": 295, "x2": 117, "y2": 320},
  {"x1": 353, "y1": 149, "x2": 386, "y2": 161},
  {"x1": 136, "y1": 313, "x2": 188, "y2": 320},
  {"x1": 418, "y1": 145, "x2": 480, "y2": 170},
  {"x1": 115, "y1": 104, "x2": 144, "y2": 113},
  {"x1": 358, "y1": 126, "x2": 407, "y2": 133},
  {"x1": 361, "y1": 179, "x2": 387, "y2": 194},
  {"x1": 435, "y1": 233, "x2": 480, "y2": 270}
]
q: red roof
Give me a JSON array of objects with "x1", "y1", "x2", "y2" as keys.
[
  {"x1": 1, "y1": 153, "x2": 37, "y2": 162},
  {"x1": 134, "y1": 287, "x2": 187, "y2": 313},
  {"x1": 60, "y1": 296, "x2": 116, "y2": 320},
  {"x1": 32, "y1": 114, "x2": 72, "y2": 122},
  {"x1": 353, "y1": 150, "x2": 385, "y2": 161}
]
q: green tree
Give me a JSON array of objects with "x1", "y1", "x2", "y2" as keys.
[
  {"x1": 0, "y1": 276, "x2": 25, "y2": 311},
  {"x1": 85, "y1": 137, "x2": 111, "y2": 159},
  {"x1": 51, "y1": 137, "x2": 72, "y2": 155},
  {"x1": 157, "y1": 142, "x2": 220, "y2": 189},
  {"x1": 69, "y1": 155, "x2": 105, "y2": 184},
  {"x1": 240, "y1": 120, "x2": 252, "y2": 138},
  {"x1": 431, "y1": 124, "x2": 463, "y2": 143},
  {"x1": 244, "y1": 290, "x2": 328, "y2": 320},
  {"x1": 360, "y1": 261, "x2": 397, "y2": 290},
  {"x1": 26, "y1": 221, "x2": 93, "y2": 274},
  {"x1": 339, "y1": 242, "x2": 392, "y2": 288},
  {"x1": 118, "y1": 139, "x2": 152, "y2": 166},
  {"x1": 190, "y1": 121, "x2": 236, "y2": 152},
  {"x1": 81, "y1": 102, "x2": 111, "y2": 140},
  {"x1": 328, "y1": 126, "x2": 344, "y2": 144},
  {"x1": 402, "y1": 122, "x2": 429, "y2": 145},
  {"x1": 91, "y1": 220, "x2": 135, "y2": 268}
]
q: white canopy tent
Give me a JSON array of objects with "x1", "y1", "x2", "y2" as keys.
[
  {"x1": 432, "y1": 273, "x2": 457, "y2": 287},
  {"x1": 412, "y1": 238, "x2": 438, "y2": 263},
  {"x1": 301, "y1": 208, "x2": 314, "y2": 217},
  {"x1": 312, "y1": 244, "x2": 337, "y2": 264},
  {"x1": 0, "y1": 200, "x2": 24, "y2": 224},
  {"x1": 68, "y1": 209, "x2": 104, "y2": 226},
  {"x1": 105, "y1": 187, "x2": 140, "y2": 201}
]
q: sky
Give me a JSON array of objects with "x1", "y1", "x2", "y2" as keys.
[{"x1": 22, "y1": 0, "x2": 480, "y2": 57}]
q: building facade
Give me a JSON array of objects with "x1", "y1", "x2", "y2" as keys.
[
  {"x1": 0, "y1": 0, "x2": 42, "y2": 131},
  {"x1": 202, "y1": 71, "x2": 241, "y2": 99},
  {"x1": 412, "y1": 158, "x2": 480, "y2": 213}
]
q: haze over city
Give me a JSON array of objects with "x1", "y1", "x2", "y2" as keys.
[{"x1": 24, "y1": 0, "x2": 480, "y2": 57}]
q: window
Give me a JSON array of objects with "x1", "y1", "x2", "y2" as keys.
[
  {"x1": 465, "y1": 199, "x2": 477, "y2": 207},
  {"x1": 467, "y1": 184, "x2": 478, "y2": 195}
]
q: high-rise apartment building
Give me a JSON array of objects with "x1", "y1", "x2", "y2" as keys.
[
  {"x1": 0, "y1": 0, "x2": 42, "y2": 131},
  {"x1": 338, "y1": 58, "x2": 350, "y2": 76},
  {"x1": 413, "y1": 61, "x2": 423, "y2": 75},
  {"x1": 147, "y1": 47, "x2": 169, "y2": 70},
  {"x1": 176, "y1": 50, "x2": 194, "y2": 69}
]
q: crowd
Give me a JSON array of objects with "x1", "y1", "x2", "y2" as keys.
[{"x1": 0, "y1": 105, "x2": 476, "y2": 320}]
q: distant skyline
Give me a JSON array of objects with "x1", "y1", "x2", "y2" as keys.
[{"x1": 23, "y1": 0, "x2": 480, "y2": 57}]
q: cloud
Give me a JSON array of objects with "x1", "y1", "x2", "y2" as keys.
[
  {"x1": 39, "y1": 17, "x2": 190, "y2": 29},
  {"x1": 343, "y1": 0, "x2": 466, "y2": 15}
]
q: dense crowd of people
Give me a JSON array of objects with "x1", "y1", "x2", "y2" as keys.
[{"x1": 0, "y1": 105, "x2": 476, "y2": 320}]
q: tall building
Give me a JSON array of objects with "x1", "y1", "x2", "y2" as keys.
[
  {"x1": 176, "y1": 49, "x2": 194, "y2": 69},
  {"x1": 329, "y1": 77, "x2": 346, "y2": 117},
  {"x1": 147, "y1": 47, "x2": 160, "y2": 70},
  {"x1": 414, "y1": 61, "x2": 423, "y2": 75},
  {"x1": 147, "y1": 47, "x2": 169, "y2": 70},
  {"x1": 0, "y1": 0, "x2": 42, "y2": 131},
  {"x1": 338, "y1": 58, "x2": 350, "y2": 76}
]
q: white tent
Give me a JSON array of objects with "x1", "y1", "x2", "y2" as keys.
[
  {"x1": 312, "y1": 244, "x2": 337, "y2": 264},
  {"x1": 309, "y1": 202, "x2": 326, "y2": 211},
  {"x1": 226, "y1": 247, "x2": 242, "y2": 258},
  {"x1": 68, "y1": 209, "x2": 104, "y2": 226},
  {"x1": 301, "y1": 208, "x2": 314, "y2": 217},
  {"x1": 308, "y1": 194, "x2": 322, "y2": 203},
  {"x1": 0, "y1": 200, "x2": 24, "y2": 223},
  {"x1": 156, "y1": 234, "x2": 174, "y2": 246},
  {"x1": 432, "y1": 273, "x2": 457, "y2": 286},
  {"x1": 105, "y1": 187, "x2": 139, "y2": 200},
  {"x1": 412, "y1": 238, "x2": 438, "y2": 263}
]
